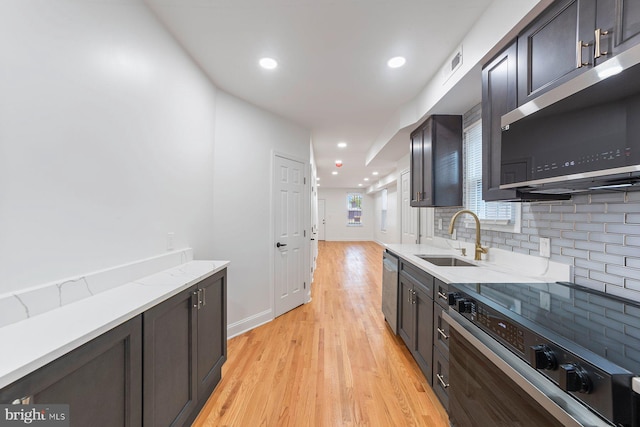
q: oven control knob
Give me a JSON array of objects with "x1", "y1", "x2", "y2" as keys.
[
  {"x1": 457, "y1": 299, "x2": 473, "y2": 313},
  {"x1": 559, "y1": 363, "x2": 592, "y2": 394},
  {"x1": 529, "y1": 345, "x2": 558, "y2": 370},
  {"x1": 448, "y1": 292, "x2": 461, "y2": 306}
]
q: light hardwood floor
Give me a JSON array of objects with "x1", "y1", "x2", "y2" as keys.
[{"x1": 193, "y1": 241, "x2": 449, "y2": 426}]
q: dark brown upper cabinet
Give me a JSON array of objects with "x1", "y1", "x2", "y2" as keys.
[
  {"x1": 482, "y1": 42, "x2": 519, "y2": 202},
  {"x1": 596, "y1": 0, "x2": 640, "y2": 57},
  {"x1": 410, "y1": 115, "x2": 462, "y2": 207},
  {"x1": 518, "y1": 0, "x2": 640, "y2": 106},
  {"x1": 518, "y1": 0, "x2": 595, "y2": 106},
  {"x1": 481, "y1": 42, "x2": 570, "y2": 202}
]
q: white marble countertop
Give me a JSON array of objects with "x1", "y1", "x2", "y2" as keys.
[
  {"x1": 0, "y1": 260, "x2": 229, "y2": 390},
  {"x1": 385, "y1": 238, "x2": 570, "y2": 285}
]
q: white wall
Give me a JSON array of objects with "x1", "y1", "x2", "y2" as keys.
[
  {"x1": 0, "y1": 0, "x2": 217, "y2": 294},
  {"x1": 366, "y1": 0, "x2": 549, "y2": 165},
  {"x1": 317, "y1": 188, "x2": 374, "y2": 241},
  {"x1": 371, "y1": 186, "x2": 399, "y2": 245},
  {"x1": 212, "y1": 91, "x2": 310, "y2": 336},
  {"x1": 0, "y1": 0, "x2": 312, "y2": 338}
]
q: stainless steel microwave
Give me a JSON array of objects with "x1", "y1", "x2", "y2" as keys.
[{"x1": 500, "y1": 43, "x2": 640, "y2": 195}]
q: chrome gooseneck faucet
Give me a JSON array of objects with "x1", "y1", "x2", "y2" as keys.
[{"x1": 448, "y1": 209, "x2": 488, "y2": 261}]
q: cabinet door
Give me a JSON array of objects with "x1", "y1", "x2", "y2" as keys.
[
  {"x1": 143, "y1": 287, "x2": 197, "y2": 427},
  {"x1": 410, "y1": 127, "x2": 424, "y2": 207},
  {"x1": 398, "y1": 277, "x2": 415, "y2": 349},
  {"x1": 196, "y1": 270, "x2": 227, "y2": 399},
  {"x1": 0, "y1": 317, "x2": 142, "y2": 427},
  {"x1": 431, "y1": 116, "x2": 462, "y2": 207},
  {"x1": 413, "y1": 284, "x2": 434, "y2": 385},
  {"x1": 420, "y1": 119, "x2": 434, "y2": 206},
  {"x1": 518, "y1": 0, "x2": 596, "y2": 105},
  {"x1": 482, "y1": 42, "x2": 520, "y2": 202},
  {"x1": 433, "y1": 303, "x2": 450, "y2": 356},
  {"x1": 596, "y1": 0, "x2": 640, "y2": 60}
]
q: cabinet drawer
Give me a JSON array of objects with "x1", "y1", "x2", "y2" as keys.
[
  {"x1": 399, "y1": 261, "x2": 434, "y2": 299},
  {"x1": 433, "y1": 303, "x2": 450, "y2": 356},
  {"x1": 433, "y1": 347, "x2": 450, "y2": 410},
  {"x1": 434, "y1": 279, "x2": 449, "y2": 309}
]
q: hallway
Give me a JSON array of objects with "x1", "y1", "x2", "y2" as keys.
[{"x1": 194, "y1": 241, "x2": 449, "y2": 426}]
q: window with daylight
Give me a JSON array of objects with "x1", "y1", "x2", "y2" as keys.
[
  {"x1": 347, "y1": 193, "x2": 363, "y2": 226},
  {"x1": 464, "y1": 120, "x2": 520, "y2": 231},
  {"x1": 381, "y1": 189, "x2": 388, "y2": 231}
]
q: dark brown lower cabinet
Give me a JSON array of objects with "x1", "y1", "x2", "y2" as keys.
[
  {"x1": 143, "y1": 269, "x2": 227, "y2": 427},
  {"x1": 0, "y1": 317, "x2": 143, "y2": 427},
  {"x1": 0, "y1": 268, "x2": 227, "y2": 427},
  {"x1": 432, "y1": 347, "x2": 449, "y2": 410},
  {"x1": 196, "y1": 271, "x2": 227, "y2": 398},
  {"x1": 397, "y1": 261, "x2": 434, "y2": 385}
]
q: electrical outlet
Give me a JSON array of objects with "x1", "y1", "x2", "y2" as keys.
[
  {"x1": 438, "y1": 218, "x2": 443, "y2": 230},
  {"x1": 167, "y1": 232, "x2": 175, "y2": 251},
  {"x1": 452, "y1": 229, "x2": 457, "y2": 240},
  {"x1": 539, "y1": 237, "x2": 551, "y2": 258}
]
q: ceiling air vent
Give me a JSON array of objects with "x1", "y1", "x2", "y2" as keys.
[{"x1": 442, "y1": 45, "x2": 463, "y2": 84}]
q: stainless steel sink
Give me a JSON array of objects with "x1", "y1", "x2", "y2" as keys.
[{"x1": 415, "y1": 255, "x2": 476, "y2": 267}]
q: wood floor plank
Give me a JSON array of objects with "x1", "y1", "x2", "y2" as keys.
[{"x1": 193, "y1": 241, "x2": 450, "y2": 427}]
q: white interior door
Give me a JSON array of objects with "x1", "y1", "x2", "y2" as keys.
[
  {"x1": 274, "y1": 155, "x2": 306, "y2": 317},
  {"x1": 401, "y1": 170, "x2": 419, "y2": 244},
  {"x1": 318, "y1": 199, "x2": 326, "y2": 241}
]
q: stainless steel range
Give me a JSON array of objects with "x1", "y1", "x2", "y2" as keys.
[{"x1": 444, "y1": 281, "x2": 640, "y2": 427}]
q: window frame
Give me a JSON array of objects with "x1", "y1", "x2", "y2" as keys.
[
  {"x1": 462, "y1": 119, "x2": 521, "y2": 233},
  {"x1": 346, "y1": 192, "x2": 363, "y2": 227}
]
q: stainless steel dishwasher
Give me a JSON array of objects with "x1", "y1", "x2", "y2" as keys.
[{"x1": 381, "y1": 250, "x2": 399, "y2": 334}]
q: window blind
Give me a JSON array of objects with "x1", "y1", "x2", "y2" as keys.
[{"x1": 463, "y1": 121, "x2": 513, "y2": 222}]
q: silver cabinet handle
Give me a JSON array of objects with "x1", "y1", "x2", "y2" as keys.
[
  {"x1": 193, "y1": 290, "x2": 199, "y2": 308},
  {"x1": 594, "y1": 28, "x2": 610, "y2": 59},
  {"x1": 576, "y1": 40, "x2": 591, "y2": 68},
  {"x1": 436, "y1": 373, "x2": 449, "y2": 389},
  {"x1": 437, "y1": 327, "x2": 449, "y2": 340},
  {"x1": 437, "y1": 291, "x2": 447, "y2": 301},
  {"x1": 202, "y1": 287, "x2": 206, "y2": 307}
]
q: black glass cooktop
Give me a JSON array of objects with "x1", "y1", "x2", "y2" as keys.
[{"x1": 452, "y1": 281, "x2": 640, "y2": 375}]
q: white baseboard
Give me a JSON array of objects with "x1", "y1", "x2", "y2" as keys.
[{"x1": 227, "y1": 308, "x2": 273, "y2": 339}]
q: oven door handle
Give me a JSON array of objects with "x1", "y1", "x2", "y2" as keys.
[{"x1": 444, "y1": 311, "x2": 610, "y2": 427}]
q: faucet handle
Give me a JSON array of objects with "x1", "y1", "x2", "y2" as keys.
[{"x1": 458, "y1": 247, "x2": 467, "y2": 257}]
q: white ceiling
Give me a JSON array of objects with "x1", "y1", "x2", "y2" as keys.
[{"x1": 145, "y1": 0, "x2": 494, "y2": 188}]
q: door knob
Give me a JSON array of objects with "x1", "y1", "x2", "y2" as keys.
[{"x1": 276, "y1": 242, "x2": 287, "y2": 248}]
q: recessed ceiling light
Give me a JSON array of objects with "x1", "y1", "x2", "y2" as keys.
[
  {"x1": 358, "y1": 183, "x2": 363, "y2": 187},
  {"x1": 372, "y1": 171, "x2": 379, "y2": 175},
  {"x1": 316, "y1": 177, "x2": 320, "y2": 181},
  {"x1": 259, "y1": 57, "x2": 278, "y2": 70},
  {"x1": 332, "y1": 171, "x2": 338, "y2": 175},
  {"x1": 387, "y1": 56, "x2": 406, "y2": 68},
  {"x1": 364, "y1": 178, "x2": 369, "y2": 181},
  {"x1": 337, "y1": 142, "x2": 347, "y2": 148}
]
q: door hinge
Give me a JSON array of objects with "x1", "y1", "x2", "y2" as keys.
[
  {"x1": 304, "y1": 230, "x2": 306, "y2": 237},
  {"x1": 304, "y1": 282, "x2": 306, "y2": 289},
  {"x1": 304, "y1": 177, "x2": 306, "y2": 184}
]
